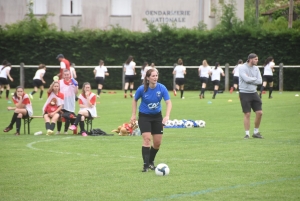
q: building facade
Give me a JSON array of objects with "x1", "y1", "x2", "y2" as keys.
[{"x1": 0, "y1": 0, "x2": 244, "y2": 31}]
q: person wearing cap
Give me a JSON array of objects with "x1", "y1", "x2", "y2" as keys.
[
  {"x1": 239, "y1": 53, "x2": 263, "y2": 139},
  {"x1": 56, "y1": 54, "x2": 70, "y2": 80}
]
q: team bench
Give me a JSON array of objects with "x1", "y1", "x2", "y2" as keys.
[{"x1": 22, "y1": 116, "x2": 100, "y2": 135}]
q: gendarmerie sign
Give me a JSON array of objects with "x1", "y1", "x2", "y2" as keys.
[{"x1": 145, "y1": 10, "x2": 191, "y2": 23}]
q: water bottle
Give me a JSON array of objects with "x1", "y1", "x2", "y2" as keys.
[
  {"x1": 71, "y1": 78, "x2": 78, "y2": 86},
  {"x1": 34, "y1": 131, "x2": 43, "y2": 136}
]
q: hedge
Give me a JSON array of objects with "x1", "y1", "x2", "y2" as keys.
[{"x1": 1, "y1": 26, "x2": 300, "y2": 90}]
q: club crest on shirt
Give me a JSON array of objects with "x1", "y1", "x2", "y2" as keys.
[{"x1": 156, "y1": 91, "x2": 161, "y2": 97}]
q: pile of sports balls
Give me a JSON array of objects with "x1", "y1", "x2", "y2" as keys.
[{"x1": 164, "y1": 119, "x2": 206, "y2": 128}]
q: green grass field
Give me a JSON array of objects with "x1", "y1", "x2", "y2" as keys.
[{"x1": 0, "y1": 89, "x2": 299, "y2": 201}]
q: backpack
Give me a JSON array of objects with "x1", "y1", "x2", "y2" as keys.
[{"x1": 88, "y1": 128, "x2": 114, "y2": 136}]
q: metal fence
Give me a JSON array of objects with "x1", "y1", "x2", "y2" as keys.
[{"x1": 13, "y1": 63, "x2": 299, "y2": 91}]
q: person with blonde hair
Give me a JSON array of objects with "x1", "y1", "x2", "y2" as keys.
[
  {"x1": 69, "y1": 82, "x2": 97, "y2": 136},
  {"x1": 173, "y1": 58, "x2": 186, "y2": 99},
  {"x1": 29, "y1": 64, "x2": 46, "y2": 100},
  {"x1": 198, "y1": 60, "x2": 211, "y2": 99},
  {"x1": 42, "y1": 81, "x2": 64, "y2": 135}
]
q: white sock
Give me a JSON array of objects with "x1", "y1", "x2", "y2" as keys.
[
  {"x1": 254, "y1": 128, "x2": 259, "y2": 134},
  {"x1": 245, "y1": 130, "x2": 250, "y2": 136}
]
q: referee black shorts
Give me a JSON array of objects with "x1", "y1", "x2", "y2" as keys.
[
  {"x1": 239, "y1": 92, "x2": 262, "y2": 113},
  {"x1": 138, "y1": 112, "x2": 163, "y2": 135}
]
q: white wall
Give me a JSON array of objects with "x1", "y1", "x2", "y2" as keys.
[{"x1": 0, "y1": 0, "x2": 244, "y2": 31}]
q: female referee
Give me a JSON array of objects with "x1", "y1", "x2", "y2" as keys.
[{"x1": 131, "y1": 69, "x2": 172, "y2": 172}]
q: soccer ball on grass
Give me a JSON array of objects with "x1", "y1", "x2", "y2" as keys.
[
  {"x1": 184, "y1": 121, "x2": 194, "y2": 128},
  {"x1": 155, "y1": 163, "x2": 170, "y2": 176}
]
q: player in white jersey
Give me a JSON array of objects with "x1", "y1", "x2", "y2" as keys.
[
  {"x1": 29, "y1": 64, "x2": 46, "y2": 100},
  {"x1": 140, "y1": 62, "x2": 148, "y2": 85},
  {"x1": 210, "y1": 62, "x2": 225, "y2": 99},
  {"x1": 94, "y1": 60, "x2": 109, "y2": 98},
  {"x1": 198, "y1": 60, "x2": 211, "y2": 99},
  {"x1": 123, "y1": 56, "x2": 136, "y2": 98},
  {"x1": 56, "y1": 69, "x2": 78, "y2": 134},
  {"x1": 230, "y1": 59, "x2": 243, "y2": 93},
  {"x1": 70, "y1": 63, "x2": 77, "y2": 79},
  {"x1": 0, "y1": 61, "x2": 14, "y2": 100},
  {"x1": 173, "y1": 58, "x2": 186, "y2": 99},
  {"x1": 259, "y1": 57, "x2": 275, "y2": 99}
]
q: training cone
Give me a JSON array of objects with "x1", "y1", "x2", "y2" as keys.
[{"x1": 228, "y1": 99, "x2": 232, "y2": 102}]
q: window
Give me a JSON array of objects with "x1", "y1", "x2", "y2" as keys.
[
  {"x1": 111, "y1": 0, "x2": 131, "y2": 16},
  {"x1": 62, "y1": 0, "x2": 82, "y2": 15},
  {"x1": 209, "y1": 0, "x2": 216, "y2": 17},
  {"x1": 30, "y1": 0, "x2": 47, "y2": 15}
]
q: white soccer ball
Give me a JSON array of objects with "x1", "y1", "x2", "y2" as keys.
[
  {"x1": 177, "y1": 120, "x2": 184, "y2": 126},
  {"x1": 198, "y1": 120, "x2": 206, "y2": 128},
  {"x1": 165, "y1": 120, "x2": 174, "y2": 127},
  {"x1": 155, "y1": 163, "x2": 170, "y2": 176},
  {"x1": 173, "y1": 119, "x2": 179, "y2": 126},
  {"x1": 184, "y1": 121, "x2": 194, "y2": 128}
]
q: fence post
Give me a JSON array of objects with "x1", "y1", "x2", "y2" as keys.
[
  {"x1": 224, "y1": 63, "x2": 229, "y2": 92},
  {"x1": 20, "y1": 63, "x2": 25, "y2": 88},
  {"x1": 279, "y1": 63, "x2": 284, "y2": 92},
  {"x1": 121, "y1": 64, "x2": 124, "y2": 90}
]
